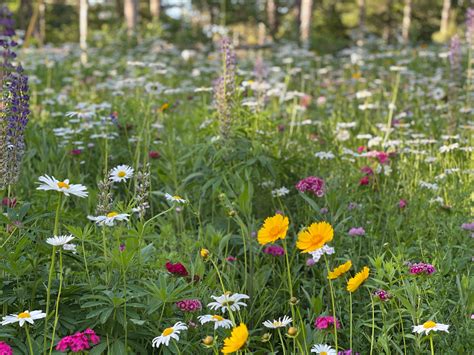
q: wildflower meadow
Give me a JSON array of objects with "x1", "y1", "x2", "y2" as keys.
[{"x1": 1, "y1": 2, "x2": 473, "y2": 354}]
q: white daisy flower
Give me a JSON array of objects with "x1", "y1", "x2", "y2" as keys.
[
  {"x1": 314, "y1": 151, "x2": 335, "y2": 160},
  {"x1": 46, "y1": 235, "x2": 75, "y2": 246},
  {"x1": 1, "y1": 310, "x2": 46, "y2": 327},
  {"x1": 109, "y1": 165, "x2": 134, "y2": 182},
  {"x1": 37, "y1": 175, "x2": 88, "y2": 198},
  {"x1": 309, "y1": 245, "x2": 335, "y2": 263},
  {"x1": 62, "y1": 243, "x2": 77, "y2": 253},
  {"x1": 164, "y1": 193, "x2": 188, "y2": 204},
  {"x1": 413, "y1": 320, "x2": 449, "y2": 335},
  {"x1": 207, "y1": 292, "x2": 249, "y2": 313},
  {"x1": 311, "y1": 344, "x2": 337, "y2": 354},
  {"x1": 152, "y1": 321, "x2": 188, "y2": 348},
  {"x1": 197, "y1": 314, "x2": 233, "y2": 329},
  {"x1": 87, "y1": 212, "x2": 130, "y2": 227},
  {"x1": 271, "y1": 187, "x2": 290, "y2": 197},
  {"x1": 263, "y1": 315, "x2": 292, "y2": 329}
]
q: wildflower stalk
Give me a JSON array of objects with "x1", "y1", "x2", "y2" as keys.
[
  {"x1": 370, "y1": 291, "x2": 375, "y2": 355},
  {"x1": 382, "y1": 72, "x2": 400, "y2": 146},
  {"x1": 429, "y1": 334, "x2": 435, "y2": 355},
  {"x1": 102, "y1": 227, "x2": 109, "y2": 284},
  {"x1": 323, "y1": 255, "x2": 338, "y2": 351},
  {"x1": 43, "y1": 193, "x2": 62, "y2": 353},
  {"x1": 49, "y1": 249, "x2": 64, "y2": 354},
  {"x1": 209, "y1": 257, "x2": 236, "y2": 324},
  {"x1": 25, "y1": 325, "x2": 34, "y2": 355},
  {"x1": 349, "y1": 291, "x2": 353, "y2": 350},
  {"x1": 277, "y1": 328, "x2": 287, "y2": 355},
  {"x1": 282, "y1": 239, "x2": 296, "y2": 322}
]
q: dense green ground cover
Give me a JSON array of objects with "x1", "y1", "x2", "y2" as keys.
[{"x1": 0, "y1": 37, "x2": 473, "y2": 354}]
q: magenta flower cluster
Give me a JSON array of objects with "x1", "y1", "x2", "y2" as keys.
[
  {"x1": 314, "y1": 315, "x2": 340, "y2": 330},
  {"x1": 0, "y1": 341, "x2": 12, "y2": 355},
  {"x1": 56, "y1": 329, "x2": 100, "y2": 353},
  {"x1": 373, "y1": 289, "x2": 391, "y2": 301},
  {"x1": 295, "y1": 176, "x2": 325, "y2": 197},
  {"x1": 176, "y1": 299, "x2": 202, "y2": 312},
  {"x1": 263, "y1": 245, "x2": 285, "y2": 256},
  {"x1": 409, "y1": 262, "x2": 436, "y2": 275}
]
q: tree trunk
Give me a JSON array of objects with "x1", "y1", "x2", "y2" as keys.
[
  {"x1": 38, "y1": 0, "x2": 46, "y2": 45},
  {"x1": 402, "y1": 0, "x2": 411, "y2": 43},
  {"x1": 358, "y1": 0, "x2": 366, "y2": 41},
  {"x1": 299, "y1": 0, "x2": 313, "y2": 48},
  {"x1": 18, "y1": 0, "x2": 33, "y2": 31},
  {"x1": 150, "y1": 0, "x2": 160, "y2": 21},
  {"x1": 266, "y1": 0, "x2": 277, "y2": 38},
  {"x1": 440, "y1": 0, "x2": 451, "y2": 39},
  {"x1": 383, "y1": 0, "x2": 394, "y2": 43},
  {"x1": 79, "y1": 0, "x2": 88, "y2": 64},
  {"x1": 124, "y1": 0, "x2": 138, "y2": 38}
]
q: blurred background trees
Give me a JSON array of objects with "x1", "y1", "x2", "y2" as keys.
[{"x1": 5, "y1": 0, "x2": 474, "y2": 52}]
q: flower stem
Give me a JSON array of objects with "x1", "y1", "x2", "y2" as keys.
[
  {"x1": 349, "y1": 291, "x2": 353, "y2": 350},
  {"x1": 429, "y1": 334, "x2": 435, "y2": 355},
  {"x1": 49, "y1": 249, "x2": 63, "y2": 354},
  {"x1": 25, "y1": 325, "x2": 34, "y2": 355},
  {"x1": 323, "y1": 255, "x2": 338, "y2": 351},
  {"x1": 370, "y1": 291, "x2": 375, "y2": 355},
  {"x1": 277, "y1": 329, "x2": 287, "y2": 355}
]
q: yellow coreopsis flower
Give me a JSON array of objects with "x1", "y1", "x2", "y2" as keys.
[
  {"x1": 221, "y1": 323, "x2": 249, "y2": 354},
  {"x1": 346, "y1": 266, "x2": 370, "y2": 293},
  {"x1": 328, "y1": 260, "x2": 352, "y2": 280},
  {"x1": 257, "y1": 214, "x2": 289, "y2": 245},
  {"x1": 296, "y1": 221, "x2": 334, "y2": 253}
]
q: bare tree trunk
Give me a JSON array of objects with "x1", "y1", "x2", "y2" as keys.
[
  {"x1": 150, "y1": 0, "x2": 160, "y2": 21},
  {"x1": 38, "y1": 0, "x2": 45, "y2": 46},
  {"x1": 358, "y1": 0, "x2": 366, "y2": 41},
  {"x1": 299, "y1": 0, "x2": 313, "y2": 48},
  {"x1": 266, "y1": 0, "x2": 277, "y2": 38},
  {"x1": 440, "y1": 0, "x2": 451, "y2": 39},
  {"x1": 402, "y1": 0, "x2": 411, "y2": 43},
  {"x1": 80, "y1": 0, "x2": 88, "y2": 64},
  {"x1": 383, "y1": 0, "x2": 394, "y2": 43},
  {"x1": 124, "y1": 0, "x2": 138, "y2": 38}
]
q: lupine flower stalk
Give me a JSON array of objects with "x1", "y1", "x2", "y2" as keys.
[
  {"x1": 214, "y1": 37, "x2": 236, "y2": 138},
  {"x1": 0, "y1": 5, "x2": 30, "y2": 188},
  {"x1": 134, "y1": 164, "x2": 150, "y2": 219},
  {"x1": 466, "y1": 8, "x2": 474, "y2": 47},
  {"x1": 449, "y1": 35, "x2": 461, "y2": 83}
]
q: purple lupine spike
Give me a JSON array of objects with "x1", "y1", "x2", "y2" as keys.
[
  {"x1": 214, "y1": 37, "x2": 236, "y2": 138},
  {"x1": 1, "y1": 5, "x2": 30, "y2": 187},
  {"x1": 466, "y1": 8, "x2": 474, "y2": 46},
  {"x1": 449, "y1": 35, "x2": 461, "y2": 82}
]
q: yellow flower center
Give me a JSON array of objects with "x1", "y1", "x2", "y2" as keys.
[
  {"x1": 118, "y1": 171, "x2": 126, "y2": 178},
  {"x1": 18, "y1": 312, "x2": 30, "y2": 319},
  {"x1": 57, "y1": 181, "x2": 70, "y2": 189},
  {"x1": 173, "y1": 195, "x2": 182, "y2": 200},
  {"x1": 321, "y1": 352, "x2": 327, "y2": 355},
  {"x1": 423, "y1": 320, "x2": 436, "y2": 329},
  {"x1": 212, "y1": 315, "x2": 224, "y2": 321},
  {"x1": 162, "y1": 327, "x2": 174, "y2": 336},
  {"x1": 273, "y1": 321, "x2": 282, "y2": 327},
  {"x1": 107, "y1": 212, "x2": 118, "y2": 218}
]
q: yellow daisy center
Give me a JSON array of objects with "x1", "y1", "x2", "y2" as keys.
[
  {"x1": 423, "y1": 320, "x2": 436, "y2": 329},
  {"x1": 321, "y1": 352, "x2": 327, "y2": 355},
  {"x1": 212, "y1": 315, "x2": 224, "y2": 321},
  {"x1": 57, "y1": 181, "x2": 70, "y2": 189},
  {"x1": 118, "y1": 171, "x2": 126, "y2": 178},
  {"x1": 273, "y1": 321, "x2": 282, "y2": 326},
  {"x1": 162, "y1": 327, "x2": 174, "y2": 336},
  {"x1": 18, "y1": 312, "x2": 30, "y2": 319},
  {"x1": 107, "y1": 212, "x2": 118, "y2": 218},
  {"x1": 173, "y1": 195, "x2": 182, "y2": 200}
]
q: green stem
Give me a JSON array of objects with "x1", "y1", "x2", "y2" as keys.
[
  {"x1": 277, "y1": 329, "x2": 287, "y2": 355},
  {"x1": 349, "y1": 291, "x2": 353, "y2": 350},
  {"x1": 25, "y1": 325, "x2": 34, "y2": 355},
  {"x1": 282, "y1": 239, "x2": 296, "y2": 322},
  {"x1": 209, "y1": 257, "x2": 236, "y2": 324},
  {"x1": 323, "y1": 255, "x2": 338, "y2": 351},
  {"x1": 370, "y1": 291, "x2": 375, "y2": 355},
  {"x1": 49, "y1": 249, "x2": 63, "y2": 354},
  {"x1": 429, "y1": 334, "x2": 435, "y2": 355}
]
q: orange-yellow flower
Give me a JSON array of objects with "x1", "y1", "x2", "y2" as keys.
[
  {"x1": 346, "y1": 266, "x2": 370, "y2": 293},
  {"x1": 296, "y1": 221, "x2": 333, "y2": 253},
  {"x1": 328, "y1": 260, "x2": 352, "y2": 280},
  {"x1": 257, "y1": 214, "x2": 289, "y2": 245},
  {"x1": 221, "y1": 323, "x2": 248, "y2": 354}
]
